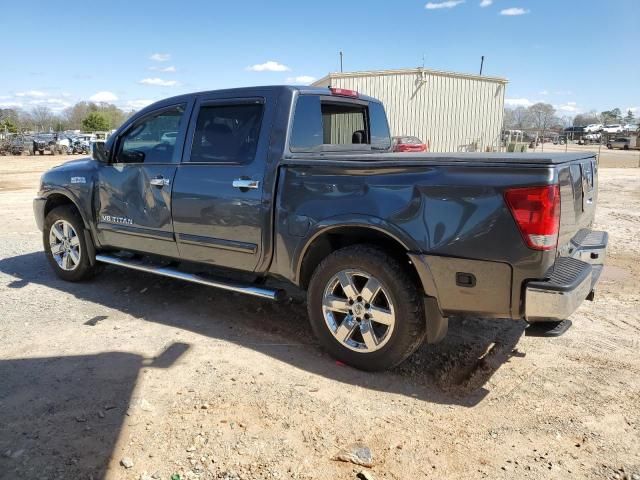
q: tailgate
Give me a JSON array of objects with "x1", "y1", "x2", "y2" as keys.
[{"x1": 557, "y1": 155, "x2": 598, "y2": 253}]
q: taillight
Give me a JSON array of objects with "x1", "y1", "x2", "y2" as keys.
[
  {"x1": 329, "y1": 87, "x2": 359, "y2": 98},
  {"x1": 504, "y1": 185, "x2": 560, "y2": 251}
]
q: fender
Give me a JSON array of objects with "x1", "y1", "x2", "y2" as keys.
[{"x1": 42, "y1": 186, "x2": 92, "y2": 229}]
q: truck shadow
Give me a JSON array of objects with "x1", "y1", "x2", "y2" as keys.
[
  {"x1": 0, "y1": 252, "x2": 526, "y2": 408},
  {"x1": 0, "y1": 343, "x2": 189, "y2": 480}
]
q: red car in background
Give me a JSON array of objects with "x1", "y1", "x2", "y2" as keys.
[{"x1": 392, "y1": 136, "x2": 428, "y2": 152}]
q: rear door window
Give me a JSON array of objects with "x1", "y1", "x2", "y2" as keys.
[{"x1": 188, "y1": 103, "x2": 264, "y2": 163}]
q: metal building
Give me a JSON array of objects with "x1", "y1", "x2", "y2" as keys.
[{"x1": 312, "y1": 68, "x2": 508, "y2": 152}]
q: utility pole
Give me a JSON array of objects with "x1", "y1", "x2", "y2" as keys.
[
  {"x1": 479, "y1": 55, "x2": 484, "y2": 76},
  {"x1": 339, "y1": 51, "x2": 343, "y2": 73}
]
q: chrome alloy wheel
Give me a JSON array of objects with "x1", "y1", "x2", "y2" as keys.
[
  {"x1": 322, "y1": 269, "x2": 395, "y2": 352},
  {"x1": 49, "y1": 219, "x2": 81, "y2": 271}
]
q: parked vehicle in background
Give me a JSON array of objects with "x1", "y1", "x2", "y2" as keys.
[
  {"x1": 71, "y1": 137, "x2": 90, "y2": 155},
  {"x1": 32, "y1": 135, "x2": 49, "y2": 155},
  {"x1": 0, "y1": 134, "x2": 34, "y2": 155},
  {"x1": 607, "y1": 137, "x2": 631, "y2": 150},
  {"x1": 552, "y1": 135, "x2": 567, "y2": 145},
  {"x1": 584, "y1": 132, "x2": 601, "y2": 142},
  {"x1": 54, "y1": 135, "x2": 72, "y2": 155},
  {"x1": 603, "y1": 124, "x2": 623, "y2": 134},
  {"x1": 160, "y1": 131, "x2": 178, "y2": 145},
  {"x1": 623, "y1": 123, "x2": 639, "y2": 132},
  {"x1": 584, "y1": 124, "x2": 603, "y2": 133},
  {"x1": 33, "y1": 86, "x2": 608, "y2": 371},
  {"x1": 391, "y1": 135, "x2": 428, "y2": 152}
]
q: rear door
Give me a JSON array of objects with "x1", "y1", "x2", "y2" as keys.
[
  {"x1": 171, "y1": 91, "x2": 277, "y2": 271},
  {"x1": 95, "y1": 103, "x2": 189, "y2": 257}
]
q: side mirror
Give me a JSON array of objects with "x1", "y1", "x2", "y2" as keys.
[{"x1": 92, "y1": 141, "x2": 110, "y2": 163}]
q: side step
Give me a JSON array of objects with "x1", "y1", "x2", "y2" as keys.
[
  {"x1": 526, "y1": 319, "x2": 572, "y2": 337},
  {"x1": 95, "y1": 254, "x2": 286, "y2": 301}
]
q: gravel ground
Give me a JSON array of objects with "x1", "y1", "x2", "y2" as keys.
[{"x1": 0, "y1": 155, "x2": 638, "y2": 480}]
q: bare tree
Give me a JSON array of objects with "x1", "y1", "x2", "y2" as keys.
[
  {"x1": 600, "y1": 108, "x2": 622, "y2": 124},
  {"x1": 63, "y1": 102, "x2": 94, "y2": 130},
  {"x1": 31, "y1": 106, "x2": 55, "y2": 131},
  {"x1": 529, "y1": 103, "x2": 556, "y2": 132},
  {"x1": 504, "y1": 106, "x2": 530, "y2": 129},
  {"x1": 573, "y1": 111, "x2": 599, "y2": 127}
]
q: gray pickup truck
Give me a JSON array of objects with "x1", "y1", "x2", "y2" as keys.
[{"x1": 33, "y1": 86, "x2": 607, "y2": 370}]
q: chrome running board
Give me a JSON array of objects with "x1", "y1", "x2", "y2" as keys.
[{"x1": 95, "y1": 254, "x2": 286, "y2": 301}]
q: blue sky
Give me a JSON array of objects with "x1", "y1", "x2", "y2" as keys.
[{"x1": 1, "y1": 0, "x2": 638, "y2": 118}]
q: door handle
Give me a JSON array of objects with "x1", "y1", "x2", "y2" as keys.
[
  {"x1": 150, "y1": 176, "x2": 170, "y2": 187},
  {"x1": 232, "y1": 179, "x2": 260, "y2": 190}
]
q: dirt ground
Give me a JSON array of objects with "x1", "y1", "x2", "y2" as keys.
[{"x1": 0, "y1": 154, "x2": 638, "y2": 480}]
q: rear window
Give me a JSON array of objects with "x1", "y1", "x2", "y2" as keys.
[{"x1": 290, "y1": 95, "x2": 391, "y2": 152}]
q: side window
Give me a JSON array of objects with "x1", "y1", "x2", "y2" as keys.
[
  {"x1": 116, "y1": 105, "x2": 185, "y2": 164},
  {"x1": 188, "y1": 103, "x2": 264, "y2": 163},
  {"x1": 369, "y1": 102, "x2": 391, "y2": 150},
  {"x1": 290, "y1": 95, "x2": 323, "y2": 151}
]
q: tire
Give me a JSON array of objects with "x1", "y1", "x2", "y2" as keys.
[
  {"x1": 43, "y1": 205, "x2": 103, "y2": 282},
  {"x1": 307, "y1": 245, "x2": 426, "y2": 371},
  {"x1": 624, "y1": 145, "x2": 629, "y2": 150}
]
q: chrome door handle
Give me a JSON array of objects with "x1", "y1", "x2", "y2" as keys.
[
  {"x1": 150, "y1": 177, "x2": 170, "y2": 187},
  {"x1": 232, "y1": 179, "x2": 260, "y2": 189}
]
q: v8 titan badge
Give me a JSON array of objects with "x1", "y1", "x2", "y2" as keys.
[{"x1": 101, "y1": 215, "x2": 133, "y2": 225}]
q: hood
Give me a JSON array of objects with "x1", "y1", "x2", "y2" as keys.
[{"x1": 51, "y1": 157, "x2": 95, "y2": 171}]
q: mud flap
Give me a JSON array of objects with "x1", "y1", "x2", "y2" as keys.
[
  {"x1": 84, "y1": 230, "x2": 97, "y2": 266},
  {"x1": 424, "y1": 296, "x2": 448, "y2": 343}
]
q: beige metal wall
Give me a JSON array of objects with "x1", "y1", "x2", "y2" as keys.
[{"x1": 313, "y1": 69, "x2": 507, "y2": 153}]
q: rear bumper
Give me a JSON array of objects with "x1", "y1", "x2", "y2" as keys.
[{"x1": 525, "y1": 230, "x2": 607, "y2": 322}]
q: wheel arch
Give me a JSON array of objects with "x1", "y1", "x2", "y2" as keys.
[
  {"x1": 43, "y1": 190, "x2": 90, "y2": 229},
  {"x1": 297, "y1": 223, "x2": 424, "y2": 293}
]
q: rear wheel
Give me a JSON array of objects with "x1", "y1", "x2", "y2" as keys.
[
  {"x1": 307, "y1": 245, "x2": 426, "y2": 371},
  {"x1": 43, "y1": 205, "x2": 103, "y2": 282}
]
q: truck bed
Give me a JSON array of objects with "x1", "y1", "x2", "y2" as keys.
[{"x1": 283, "y1": 151, "x2": 597, "y2": 167}]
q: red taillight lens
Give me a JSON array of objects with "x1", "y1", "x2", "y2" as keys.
[
  {"x1": 329, "y1": 87, "x2": 359, "y2": 98},
  {"x1": 504, "y1": 185, "x2": 560, "y2": 251}
]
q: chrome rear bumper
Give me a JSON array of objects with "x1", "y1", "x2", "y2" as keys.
[{"x1": 525, "y1": 230, "x2": 607, "y2": 322}]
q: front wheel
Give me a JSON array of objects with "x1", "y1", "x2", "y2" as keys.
[
  {"x1": 307, "y1": 245, "x2": 426, "y2": 371},
  {"x1": 43, "y1": 205, "x2": 103, "y2": 281}
]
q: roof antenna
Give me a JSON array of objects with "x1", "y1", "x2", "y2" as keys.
[
  {"x1": 479, "y1": 55, "x2": 485, "y2": 76},
  {"x1": 339, "y1": 51, "x2": 343, "y2": 73}
]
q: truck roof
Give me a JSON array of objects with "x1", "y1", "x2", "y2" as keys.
[{"x1": 143, "y1": 85, "x2": 381, "y2": 113}]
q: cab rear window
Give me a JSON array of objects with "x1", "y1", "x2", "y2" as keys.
[{"x1": 290, "y1": 95, "x2": 391, "y2": 152}]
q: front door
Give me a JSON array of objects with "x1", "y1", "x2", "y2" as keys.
[
  {"x1": 171, "y1": 93, "x2": 276, "y2": 271},
  {"x1": 96, "y1": 103, "x2": 189, "y2": 257}
]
